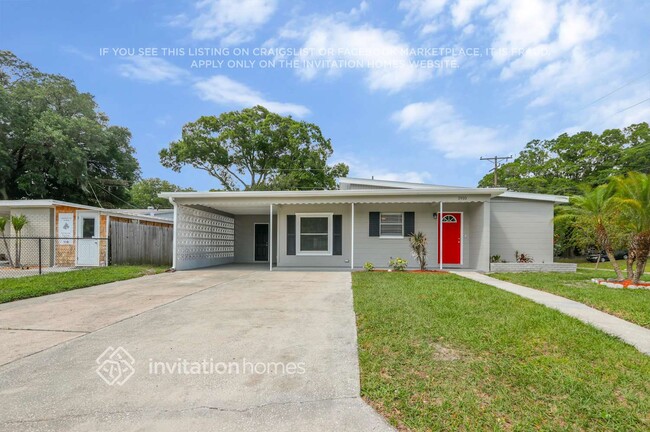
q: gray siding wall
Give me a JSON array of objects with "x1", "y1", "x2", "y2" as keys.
[
  {"x1": 234, "y1": 215, "x2": 277, "y2": 264},
  {"x1": 489, "y1": 198, "x2": 555, "y2": 263},
  {"x1": 353, "y1": 203, "x2": 485, "y2": 270},
  {"x1": 354, "y1": 203, "x2": 436, "y2": 269},
  {"x1": 276, "y1": 202, "x2": 488, "y2": 269},
  {"x1": 277, "y1": 204, "x2": 352, "y2": 267}
]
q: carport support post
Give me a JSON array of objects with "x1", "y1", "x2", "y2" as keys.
[
  {"x1": 351, "y1": 202, "x2": 355, "y2": 270},
  {"x1": 269, "y1": 204, "x2": 273, "y2": 272},
  {"x1": 439, "y1": 201, "x2": 443, "y2": 270}
]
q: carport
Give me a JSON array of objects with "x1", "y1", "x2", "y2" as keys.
[{"x1": 162, "y1": 187, "x2": 501, "y2": 272}]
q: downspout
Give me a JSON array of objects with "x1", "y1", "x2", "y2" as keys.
[{"x1": 169, "y1": 197, "x2": 178, "y2": 270}]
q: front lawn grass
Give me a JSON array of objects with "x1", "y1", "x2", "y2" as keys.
[
  {"x1": 353, "y1": 272, "x2": 650, "y2": 431},
  {"x1": 491, "y1": 269, "x2": 650, "y2": 328},
  {"x1": 0, "y1": 266, "x2": 167, "y2": 303},
  {"x1": 556, "y1": 257, "x2": 629, "y2": 271}
]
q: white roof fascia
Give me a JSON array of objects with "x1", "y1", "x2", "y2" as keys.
[
  {"x1": 500, "y1": 191, "x2": 569, "y2": 204},
  {"x1": 158, "y1": 188, "x2": 506, "y2": 200},
  {"x1": 0, "y1": 199, "x2": 172, "y2": 224}
]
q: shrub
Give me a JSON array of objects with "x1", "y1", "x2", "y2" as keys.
[
  {"x1": 490, "y1": 254, "x2": 502, "y2": 263},
  {"x1": 515, "y1": 250, "x2": 533, "y2": 263},
  {"x1": 363, "y1": 262, "x2": 375, "y2": 272},
  {"x1": 389, "y1": 257, "x2": 408, "y2": 271}
]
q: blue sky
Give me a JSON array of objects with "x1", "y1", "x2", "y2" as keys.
[{"x1": 2, "y1": 0, "x2": 649, "y2": 190}]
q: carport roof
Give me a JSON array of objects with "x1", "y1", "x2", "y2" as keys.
[
  {"x1": 160, "y1": 187, "x2": 506, "y2": 215},
  {"x1": 160, "y1": 187, "x2": 505, "y2": 201}
]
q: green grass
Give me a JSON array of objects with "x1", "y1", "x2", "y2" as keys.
[
  {"x1": 0, "y1": 266, "x2": 167, "y2": 303},
  {"x1": 353, "y1": 272, "x2": 650, "y2": 431},
  {"x1": 556, "y1": 257, "x2": 630, "y2": 271},
  {"x1": 491, "y1": 270, "x2": 650, "y2": 328}
]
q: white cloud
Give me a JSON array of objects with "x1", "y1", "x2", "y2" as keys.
[
  {"x1": 392, "y1": 100, "x2": 510, "y2": 158},
  {"x1": 118, "y1": 57, "x2": 188, "y2": 83},
  {"x1": 399, "y1": 0, "x2": 449, "y2": 21},
  {"x1": 174, "y1": 0, "x2": 277, "y2": 45},
  {"x1": 274, "y1": 16, "x2": 432, "y2": 92},
  {"x1": 451, "y1": 0, "x2": 488, "y2": 27},
  {"x1": 194, "y1": 75, "x2": 310, "y2": 117},
  {"x1": 497, "y1": 0, "x2": 605, "y2": 78}
]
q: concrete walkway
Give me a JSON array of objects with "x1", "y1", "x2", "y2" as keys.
[
  {"x1": 0, "y1": 268, "x2": 393, "y2": 431},
  {"x1": 454, "y1": 271, "x2": 650, "y2": 356}
]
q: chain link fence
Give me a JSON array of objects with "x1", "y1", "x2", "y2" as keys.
[{"x1": 0, "y1": 237, "x2": 109, "y2": 278}]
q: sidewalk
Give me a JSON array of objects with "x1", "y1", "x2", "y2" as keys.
[{"x1": 453, "y1": 271, "x2": 650, "y2": 356}]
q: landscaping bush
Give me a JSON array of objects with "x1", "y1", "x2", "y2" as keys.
[{"x1": 388, "y1": 257, "x2": 408, "y2": 271}]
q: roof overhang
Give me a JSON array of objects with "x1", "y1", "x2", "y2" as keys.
[
  {"x1": 161, "y1": 188, "x2": 506, "y2": 215},
  {"x1": 500, "y1": 191, "x2": 569, "y2": 204},
  {"x1": 0, "y1": 199, "x2": 173, "y2": 224}
]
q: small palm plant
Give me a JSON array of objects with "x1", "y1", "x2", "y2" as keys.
[
  {"x1": 409, "y1": 231, "x2": 428, "y2": 271},
  {"x1": 557, "y1": 184, "x2": 624, "y2": 279},
  {"x1": 11, "y1": 214, "x2": 28, "y2": 268},
  {"x1": 0, "y1": 217, "x2": 14, "y2": 267}
]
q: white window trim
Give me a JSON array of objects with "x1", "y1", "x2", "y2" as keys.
[
  {"x1": 379, "y1": 212, "x2": 404, "y2": 239},
  {"x1": 296, "y1": 213, "x2": 333, "y2": 256}
]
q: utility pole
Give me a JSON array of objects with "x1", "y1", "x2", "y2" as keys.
[{"x1": 480, "y1": 155, "x2": 512, "y2": 187}]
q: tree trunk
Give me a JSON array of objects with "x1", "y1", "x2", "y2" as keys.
[
  {"x1": 604, "y1": 247, "x2": 624, "y2": 280},
  {"x1": 0, "y1": 235, "x2": 14, "y2": 267},
  {"x1": 632, "y1": 233, "x2": 650, "y2": 284},
  {"x1": 625, "y1": 253, "x2": 636, "y2": 279}
]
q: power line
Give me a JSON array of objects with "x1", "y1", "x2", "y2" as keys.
[
  {"x1": 611, "y1": 96, "x2": 650, "y2": 116},
  {"x1": 580, "y1": 70, "x2": 650, "y2": 110},
  {"x1": 91, "y1": 180, "x2": 138, "y2": 209}
]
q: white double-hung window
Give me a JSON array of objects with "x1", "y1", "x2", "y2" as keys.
[
  {"x1": 296, "y1": 213, "x2": 332, "y2": 255},
  {"x1": 380, "y1": 213, "x2": 403, "y2": 237}
]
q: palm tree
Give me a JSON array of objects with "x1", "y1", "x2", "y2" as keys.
[
  {"x1": 11, "y1": 215, "x2": 27, "y2": 268},
  {"x1": 613, "y1": 172, "x2": 650, "y2": 284},
  {"x1": 560, "y1": 184, "x2": 624, "y2": 280},
  {"x1": 409, "y1": 231, "x2": 428, "y2": 271},
  {"x1": 0, "y1": 217, "x2": 14, "y2": 267}
]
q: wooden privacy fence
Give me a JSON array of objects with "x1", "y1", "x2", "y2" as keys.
[{"x1": 110, "y1": 221, "x2": 173, "y2": 266}]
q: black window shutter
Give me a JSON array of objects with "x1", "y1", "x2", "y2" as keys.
[
  {"x1": 287, "y1": 215, "x2": 296, "y2": 255},
  {"x1": 404, "y1": 212, "x2": 415, "y2": 236},
  {"x1": 333, "y1": 215, "x2": 342, "y2": 255},
  {"x1": 369, "y1": 212, "x2": 380, "y2": 237}
]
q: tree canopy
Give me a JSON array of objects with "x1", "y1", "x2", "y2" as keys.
[
  {"x1": 159, "y1": 105, "x2": 349, "y2": 191},
  {"x1": 129, "y1": 178, "x2": 194, "y2": 209},
  {"x1": 478, "y1": 123, "x2": 650, "y2": 195},
  {"x1": 0, "y1": 50, "x2": 140, "y2": 206}
]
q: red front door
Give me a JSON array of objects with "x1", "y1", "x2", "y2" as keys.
[{"x1": 437, "y1": 212, "x2": 462, "y2": 265}]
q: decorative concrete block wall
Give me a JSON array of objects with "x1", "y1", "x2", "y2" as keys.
[
  {"x1": 489, "y1": 263, "x2": 577, "y2": 273},
  {"x1": 175, "y1": 205, "x2": 235, "y2": 270}
]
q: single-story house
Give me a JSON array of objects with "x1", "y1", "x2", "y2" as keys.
[
  {"x1": 0, "y1": 200, "x2": 173, "y2": 267},
  {"x1": 160, "y1": 177, "x2": 568, "y2": 272}
]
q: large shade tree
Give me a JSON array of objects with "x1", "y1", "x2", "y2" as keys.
[
  {"x1": 159, "y1": 106, "x2": 349, "y2": 191},
  {"x1": 0, "y1": 51, "x2": 140, "y2": 206},
  {"x1": 129, "y1": 178, "x2": 195, "y2": 209},
  {"x1": 478, "y1": 123, "x2": 650, "y2": 195}
]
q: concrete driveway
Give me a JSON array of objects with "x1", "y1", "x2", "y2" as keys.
[{"x1": 0, "y1": 267, "x2": 392, "y2": 431}]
